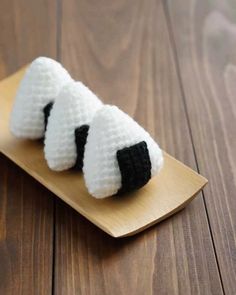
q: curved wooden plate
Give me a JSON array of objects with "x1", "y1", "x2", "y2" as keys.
[{"x1": 0, "y1": 67, "x2": 208, "y2": 237}]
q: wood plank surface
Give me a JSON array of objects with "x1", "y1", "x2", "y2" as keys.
[
  {"x1": 54, "y1": 0, "x2": 223, "y2": 294},
  {"x1": 166, "y1": 0, "x2": 236, "y2": 293},
  {"x1": 0, "y1": 155, "x2": 54, "y2": 294},
  {"x1": 0, "y1": 0, "x2": 57, "y2": 294},
  {"x1": 0, "y1": 0, "x2": 233, "y2": 294}
]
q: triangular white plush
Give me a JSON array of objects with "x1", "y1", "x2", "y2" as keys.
[
  {"x1": 83, "y1": 105, "x2": 163, "y2": 198},
  {"x1": 10, "y1": 57, "x2": 72, "y2": 139},
  {"x1": 44, "y1": 81, "x2": 103, "y2": 171}
]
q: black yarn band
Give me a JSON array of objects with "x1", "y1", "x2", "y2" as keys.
[
  {"x1": 74, "y1": 124, "x2": 89, "y2": 170},
  {"x1": 43, "y1": 102, "x2": 54, "y2": 131},
  {"x1": 117, "y1": 141, "x2": 151, "y2": 194}
]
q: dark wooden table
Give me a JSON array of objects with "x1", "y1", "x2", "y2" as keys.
[{"x1": 0, "y1": 0, "x2": 235, "y2": 294}]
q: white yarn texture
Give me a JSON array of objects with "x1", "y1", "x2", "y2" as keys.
[
  {"x1": 10, "y1": 57, "x2": 72, "y2": 139},
  {"x1": 83, "y1": 105, "x2": 163, "y2": 199},
  {"x1": 44, "y1": 81, "x2": 103, "y2": 171}
]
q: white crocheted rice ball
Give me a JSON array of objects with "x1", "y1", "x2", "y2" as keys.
[
  {"x1": 44, "y1": 81, "x2": 103, "y2": 171},
  {"x1": 10, "y1": 57, "x2": 72, "y2": 139},
  {"x1": 83, "y1": 105, "x2": 163, "y2": 199}
]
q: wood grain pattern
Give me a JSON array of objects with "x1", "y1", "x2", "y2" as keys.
[
  {"x1": 53, "y1": 0, "x2": 223, "y2": 294},
  {"x1": 0, "y1": 155, "x2": 54, "y2": 294},
  {"x1": 0, "y1": 0, "x2": 233, "y2": 294},
  {"x1": 0, "y1": 0, "x2": 57, "y2": 293},
  {"x1": 166, "y1": 0, "x2": 236, "y2": 293},
  {"x1": 0, "y1": 0, "x2": 57, "y2": 79}
]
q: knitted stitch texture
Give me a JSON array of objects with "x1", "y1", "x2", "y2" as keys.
[
  {"x1": 10, "y1": 57, "x2": 72, "y2": 139},
  {"x1": 83, "y1": 105, "x2": 163, "y2": 198},
  {"x1": 43, "y1": 102, "x2": 54, "y2": 131},
  {"x1": 74, "y1": 124, "x2": 90, "y2": 170},
  {"x1": 44, "y1": 81, "x2": 103, "y2": 171},
  {"x1": 117, "y1": 141, "x2": 151, "y2": 194}
]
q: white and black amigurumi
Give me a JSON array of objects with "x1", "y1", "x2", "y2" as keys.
[
  {"x1": 83, "y1": 105, "x2": 163, "y2": 198},
  {"x1": 44, "y1": 80, "x2": 103, "y2": 171},
  {"x1": 10, "y1": 57, "x2": 72, "y2": 139},
  {"x1": 10, "y1": 57, "x2": 164, "y2": 199}
]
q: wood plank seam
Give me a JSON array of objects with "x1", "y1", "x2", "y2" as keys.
[
  {"x1": 52, "y1": 0, "x2": 62, "y2": 294},
  {"x1": 162, "y1": 1, "x2": 225, "y2": 294}
]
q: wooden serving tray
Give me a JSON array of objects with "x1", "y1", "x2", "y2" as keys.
[{"x1": 0, "y1": 67, "x2": 208, "y2": 237}]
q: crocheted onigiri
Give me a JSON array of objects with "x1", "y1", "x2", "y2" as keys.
[
  {"x1": 10, "y1": 57, "x2": 72, "y2": 139},
  {"x1": 83, "y1": 105, "x2": 163, "y2": 198},
  {"x1": 44, "y1": 81, "x2": 103, "y2": 171}
]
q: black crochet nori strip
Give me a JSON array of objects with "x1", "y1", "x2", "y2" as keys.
[
  {"x1": 117, "y1": 141, "x2": 151, "y2": 194},
  {"x1": 74, "y1": 124, "x2": 89, "y2": 170},
  {"x1": 43, "y1": 102, "x2": 54, "y2": 131}
]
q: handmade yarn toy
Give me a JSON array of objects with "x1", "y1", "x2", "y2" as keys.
[
  {"x1": 10, "y1": 57, "x2": 164, "y2": 199},
  {"x1": 44, "y1": 80, "x2": 103, "y2": 171},
  {"x1": 83, "y1": 105, "x2": 163, "y2": 198},
  {"x1": 10, "y1": 57, "x2": 72, "y2": 139}
]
